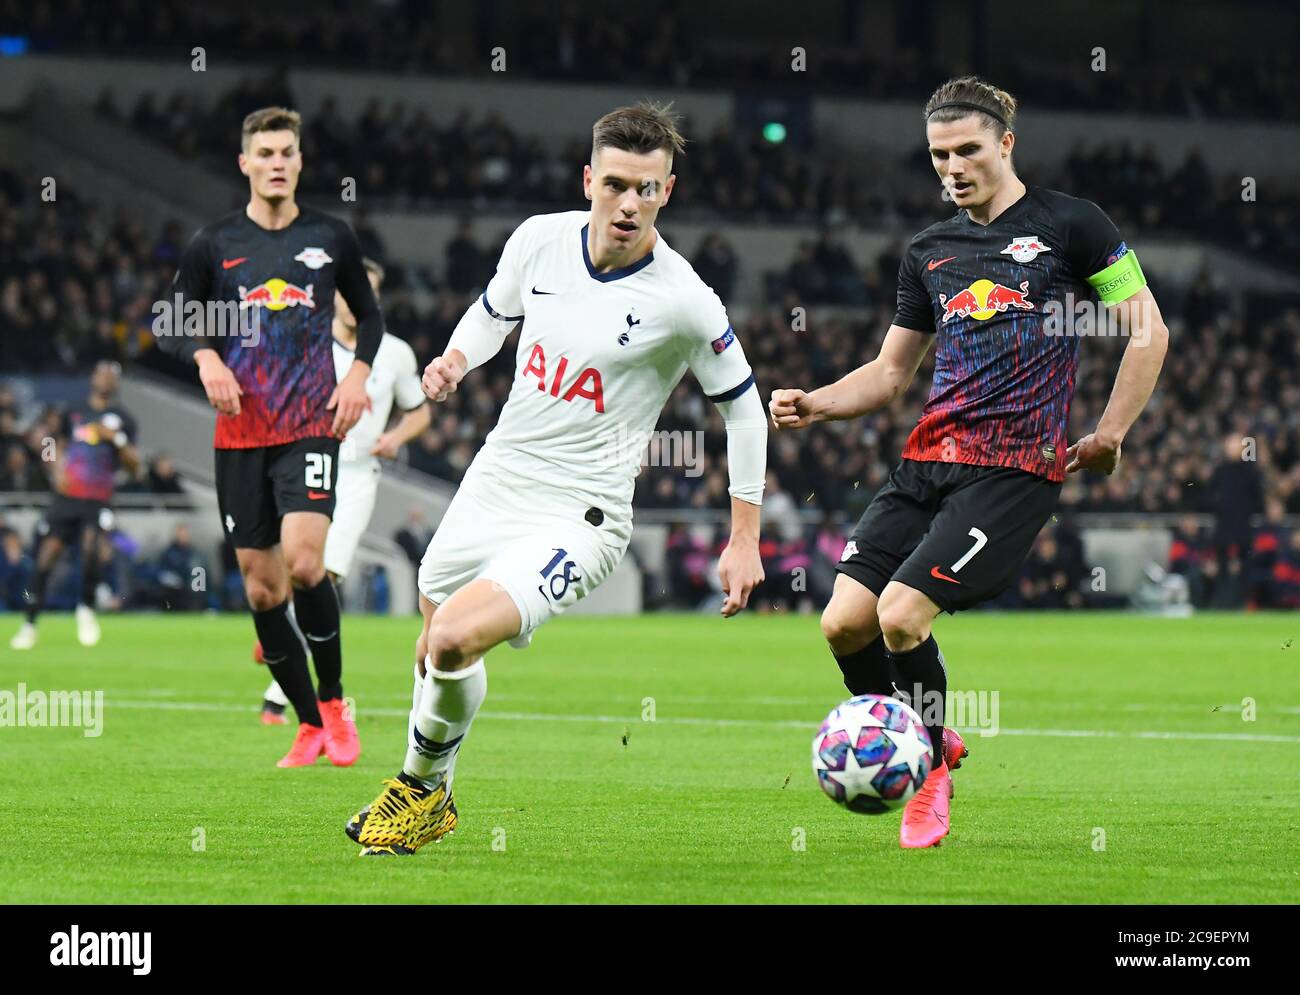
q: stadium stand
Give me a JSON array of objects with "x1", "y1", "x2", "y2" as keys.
[{"x1": 2, "y1": 0, "x2": 1297, "y2": 614}]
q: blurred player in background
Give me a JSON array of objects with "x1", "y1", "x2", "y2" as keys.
[
  {"x1": 259, "y1": 258, "x2": 431, "y2": 724},
  {"x1": 770, "y1": 77, "x2": 1168, "y2": 848},
  {"x1": 158, "y1": 107, "x2": 383, "y2": 768},
  {"x1": 11, "y1": 361, "x2": 139, "y2": 650},
  {"x1": 345, "y1": 102, "x2": 769, "y2": 856}
]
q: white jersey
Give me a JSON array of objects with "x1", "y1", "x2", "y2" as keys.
[
  {"x1": 335, "y1": 332, "x2": 425, "y2": 468},
  {"x1": 471, "y1": 211, "x2": 754, "y2": 543}
]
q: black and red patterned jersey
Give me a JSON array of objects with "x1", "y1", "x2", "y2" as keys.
[
  {"x1": 59, "y1": 401, "x2": 136, "y2": 502},
  {"x1": 893, "y1": 185, "x2": 1139, "y2": 483},
  {"x1": 169, "y1": 207, "x2": 381, "y2": 449}
]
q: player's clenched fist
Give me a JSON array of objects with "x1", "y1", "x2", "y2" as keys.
[
  {"x1": 423, "y1": 353, "x2": 466, "y2": 403},
  {"x1": 768, "y1": 388, "x2": 818, "y2": 430}
]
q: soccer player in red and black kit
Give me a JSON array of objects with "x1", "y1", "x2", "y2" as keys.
[
  {"x1": 770, "y1": 78, "x2": 1168, "y2": 848},
  {"x1": 158, "y1": 107, "x2": 384, "y2": 769},
  {"x1": 10, "y1": 361, "x2": 139, "y2": 651}
]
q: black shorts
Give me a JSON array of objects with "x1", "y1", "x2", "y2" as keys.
[
  {"x1": 215, "y1": 437, "x2": 340, "y2": 550},
  {"x1": 38, "y1": 496, "x2": 114, "y2": 545},
  {"x1": 835, "y1": 459, "x2": 1060, "y2": 613}
]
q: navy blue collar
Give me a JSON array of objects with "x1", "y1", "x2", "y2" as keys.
[{"x1": 581, "y1": 223, "x2": 655, "y2": 282}]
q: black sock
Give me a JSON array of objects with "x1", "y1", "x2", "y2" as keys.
[
  {"x1": 832, "y1": 635, "x2": 894, "y2": 696},
  {"x1": 24, "y1": 565, "x2": 53, "y2": 624},
  {"x1": 252, "y1": 600, "x2": 321, "y2": 726},
  {"x1": 887, "y1": 634, "x2": 947, "y2": 769},
  {"x1": 294, "y1": 577, "x2": 343, "y2": 701},
  {"x1": 80, "y1": 546, "x2": 100, "y2": 608}
]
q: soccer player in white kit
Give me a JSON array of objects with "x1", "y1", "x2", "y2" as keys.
[
  {"x1": 346, "y1": 103, "x2": 770, "y2": 856},
  {"x1": 260, "y1": 259, "x2": 431, "y2": 723}
]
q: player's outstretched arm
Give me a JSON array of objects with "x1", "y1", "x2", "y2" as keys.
[
  {"x1": 769, "y1": 324, "x2": 931, "y2": 430},
  {"x1": 715, "y1": 383, "x2": 768, "y2": 616},
  {"x1": 1066, "y1": 287, "x2": 1169, "y2": 475}
]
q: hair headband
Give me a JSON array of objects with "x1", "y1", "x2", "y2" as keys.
[{"x1": 927, "y1": 101, "x2": 1009, "y2": 128}]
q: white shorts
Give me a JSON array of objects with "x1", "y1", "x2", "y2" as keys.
[
  {"x1": 324, "y1": 461, "x2": 380, "y2": 579},
  {"x1": 417, "y1": 468, "x2": 626, "y2": 644}
]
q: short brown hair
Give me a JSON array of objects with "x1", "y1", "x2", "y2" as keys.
[
  {"x1": 241, "y1": 106, "x2": 302, "y2": 152},
  {"x1": 924, "y1": 77, "x2": 1017, "y2": 136},
  {"x1": 592, "y1": 101, "x2": 686, "y2": 165}
]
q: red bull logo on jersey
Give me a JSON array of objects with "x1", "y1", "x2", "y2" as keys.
[
  {"x1": 939, "y1": 279, "x2": 1035, "y2": 323},
  {"x1": 238, "y1": 278, "x2": 315, "y2": 311},
  {"x1": 521, "y1": 342, "x2": 605, "y2": 413}
]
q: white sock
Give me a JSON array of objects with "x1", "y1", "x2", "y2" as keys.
[
  {"x1": 264, "y1": 680, "x2": 289, "y2": 707},
  {"x1": 408, "y1": 663, "x2": 423, "y2": 745},
  {"x1": 405, "y1": 656, "x2": 486, "y2": 789}
]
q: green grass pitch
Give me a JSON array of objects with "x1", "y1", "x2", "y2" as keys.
[{"x1": 1, "y1": 611, "x2": 1296, "y2": 903}]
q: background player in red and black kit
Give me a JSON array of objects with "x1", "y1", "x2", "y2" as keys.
[
  {"x1": 159, "y1": 107, "x2": 384, "y2": 769},
  {"x1": 770, "y1": 77, "x2": 1168, "y2": 848},
  {"x1": 10, "y1": 361, "x2": 139, "y2": 651}
]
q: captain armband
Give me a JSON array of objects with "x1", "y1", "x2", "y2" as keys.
[{"x1": 1087, "y1": 250, "x2": 1146, "y2": 306}]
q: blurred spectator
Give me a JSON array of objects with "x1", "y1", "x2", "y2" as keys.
[
  {"x1": 1016, "y1": 528, "x2": 1085, "y2": 609},
  {"x1": 147, "y1": 454, "x2": 186, "y2": 495},
  {"x1": 1168, "y1": 514, "x2": 1217, "y2": 608},
  {"x1": 1249, "y1": 497, "x2": 1289, "y2": 609},
  {"x1": 1268, "y1": 529, "x2": 1300, "y2": 609},
  {"x1": 394, "y1": 507, "x2": 434, "y2": 570},
  {"x1": 663, "y1": 523, "x2": 713, "y2": 609},
  {"x1": 1207, "y1": 433, "x2": 1265, "y2": 607},
  {"x1": 155, "y1": 524, "x2": 208, "y2": 611},
  {"x1": 692, "y1": 234, "x2": 738, "y2": 304},
  {"x1": 0, "y1": 445, "x2": 50, "y2": 494},
  {"x1": 784, "y1": 241, "x2": 827, "y2": 302},
  {"x1": 445, "y1": 218, "x2": 486, "y2": 295},
  {"x1": 352, "y1": 210, "x2": 387, "y2": 267},
  {"x1": 93, "y1": 532, "x2": 131, "y2": 612},
  {"x1": 407, "y1": 428, "x2": 457, "y2": 479},
  {"x1": 762, "y1": 471, "x2": 804, "y2": 542},
  {"x1": 813, "y1": 230, "x2": 867, "y2": 305},
  {"x1": 0, "y1": 527, "x2": 32, "y2": 610}
]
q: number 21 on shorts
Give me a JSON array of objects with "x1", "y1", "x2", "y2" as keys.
[{"x1": 305, "y1": 452, "x2": 333, "y2": 491}]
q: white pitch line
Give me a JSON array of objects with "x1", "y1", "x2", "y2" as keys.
[
  {"x1": 103, "y1": 698, "x2": 1300, "y2": 743},
  {"x1": 1123, "y1": 702, "x2": 1300, "y2": 715}
]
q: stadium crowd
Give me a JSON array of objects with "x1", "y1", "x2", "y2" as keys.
[
  {"x1": 96, "y1": 85, "x2": 1300, "y2": 268},
  {"x1": 2, "y1": 124, "x2": 1296, "y2": 612},
  {"x1": 12, "y1": 0, "x2": 1299, "y2": 122}
]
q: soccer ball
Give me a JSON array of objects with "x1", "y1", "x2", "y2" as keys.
[{"x1": 812, "y1": 694, "x2": 933, "y2": 814}]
